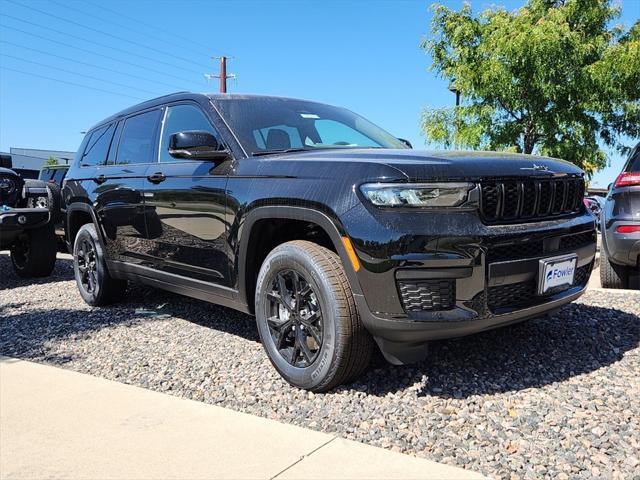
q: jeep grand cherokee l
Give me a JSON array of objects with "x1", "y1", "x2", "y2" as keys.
[{"x1": 62, "y1": 93, "x2": 596, "y2": 391}]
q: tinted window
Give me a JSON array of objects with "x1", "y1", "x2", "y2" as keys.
[
  {"x1": 38, "y1": 169, "x2": 52, "y2": 181},
  {"x1": 117, "y1": 110, "x2": 161, "y2": 165},
  {"x1": 626, "y1": 145, "x2": 640, "y2": 172},
  {"x1": 314, "y1": 119, "x2": 380, "y2": 147},
  {"x1": 106, "y1": 121, "x2": 124, "y2": 166},
  {"x1": 212, "y1": 97, "x2": 407, "y2": 154},
  {"x1": 82, "y1": 123, "x2": 115, "y2": 166},
  {"x1": 253, "y1": 125, "x2": 302, "y2": 150},
  {"x1": 52, "y1": 169, "x2": 66, "y2": 184},
  {"x1": 159, "y1": 104, "x2": 218, "y2": 163}
]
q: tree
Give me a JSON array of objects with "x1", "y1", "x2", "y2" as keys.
[
  {"x1": 420, "y1": 0, "x2": 640, "y2": 177},
  {"x1": 45, "y1": 156, "x2": 59, "y2": 166}
]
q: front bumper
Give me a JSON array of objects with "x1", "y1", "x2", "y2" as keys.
[
  {"x1": 341, "y1": 205, "x2": 596, "y2": 363},
  {"x1": 0, "y1": 207, "x2": 51, "y2": 245}
]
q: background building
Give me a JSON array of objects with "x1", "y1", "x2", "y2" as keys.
[{"x1": 0, "y1": 147, "x2": 76, "y2": 178}]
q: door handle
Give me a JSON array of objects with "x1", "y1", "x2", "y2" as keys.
[
  {"x1": 93, "y1": 174, "x2": 106, "y2": 184},
  {"x1": 147, "y1": 172, "x2": 166, "y2": 184}
]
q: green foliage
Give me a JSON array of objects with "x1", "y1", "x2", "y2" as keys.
[
  {"x1": 45, "y1": 156, "x2": 59, "y2": 166},
  {"x1": 420, "y1": 0, "x2": 640, "y2": 177}
]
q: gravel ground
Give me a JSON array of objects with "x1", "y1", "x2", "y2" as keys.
[{"x1": 1, "y1": 252, "x2": 639, "y2": 479}]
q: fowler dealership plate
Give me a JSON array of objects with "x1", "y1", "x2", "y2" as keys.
[{"x1": 538, "y1": 254, "x2": 577, "y2": 295}]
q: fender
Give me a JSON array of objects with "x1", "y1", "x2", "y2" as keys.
[
  {"x1": 236, "y1": 205, "x2": 364, "y2": 308},
  {"x1": 65, "y1": 202, "x2": 107, "y2": 253}
]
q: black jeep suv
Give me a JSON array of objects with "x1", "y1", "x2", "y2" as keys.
[{"x1": 63, "y1": 93, "x2": 596, "y2": 391}]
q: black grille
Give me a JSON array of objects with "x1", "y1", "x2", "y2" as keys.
[
  {"x1": 559, "y1": 230, "x2": 596, "y2": 251},
  {"x1": 488, "y1": 230, "x2": 595, "y2": 262},
  {"x1": 480, "y1": 177, "x2": 584, "y2": 224},
  {"x1": 487, "y1": 264, "x2": 591, "y2": 312},
  {"x1": 488, "y1": 241, "x2": 544, "y2": 262},
  {"x1": 398, "y1": 280, "x2": 455, "y2": 312}
]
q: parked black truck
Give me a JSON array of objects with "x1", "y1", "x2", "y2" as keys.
[
  {"x1": 62, "y1": 93, "x2": 596, "y2": 391},
  {"x1": 0, "y1": 166, "x2": 60, "y2": 277}
]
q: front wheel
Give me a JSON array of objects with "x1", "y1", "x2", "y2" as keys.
[
  {"x1": 255, "y1": 240, "x2": 373, "y2": 392},
  {"x1": 10, "y1": 224, "x2": 57, "y2": 278},
  {"x1": 73, "y1": 223, "x2": 127, "y2": 306}
]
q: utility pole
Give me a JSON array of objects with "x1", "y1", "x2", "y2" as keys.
[
  {"x1": 204, "y1": 56, "x2": 236, "y2": 93},
  {"x1": 219, "y1": 56, "x2": 227, "y2": 93}
]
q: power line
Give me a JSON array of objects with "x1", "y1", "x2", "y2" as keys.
[
  {"x1": 0, "y1": 53, "x2": 161, "y2": 96},
  {"x1": 0, "y1": 66, "x2": 145, "y2": 101},
  {"x1": 6, "y1": 0, "x2": 209, "y2": 74},
  {"x1": 50, "y1": 0, "x2": 220, "y2": 61},
  {"x1": 85, "y1": 0, "x2": 221, "y2": 57},
  {"x1": 0, "y1": 40, "x2": 184, "y2": 91},
  {"x1": 0, "y1": 11, "x2": 204, "y2": 77},
  {"x1": 0, "y1": 24, "x2": 201, "y2": 87}
]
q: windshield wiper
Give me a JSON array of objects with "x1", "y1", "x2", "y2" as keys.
[{"x1": 251, "y1": 147, "x2": 313, "y2": 157}]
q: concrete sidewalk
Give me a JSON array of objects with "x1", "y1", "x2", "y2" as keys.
[{"x1": 0, "y1": 358, "x2": 485, "y2": 480}]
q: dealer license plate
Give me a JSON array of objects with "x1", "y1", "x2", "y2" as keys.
[{"x1": 538, "y1": 255, "x2": 577, "y2": 295}]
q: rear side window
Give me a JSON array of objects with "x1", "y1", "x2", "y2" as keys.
[
  {"x1": 81, "y1": 123, "x2": 116, "y2": 166},
  {"x1": 38, "y1": 169, "x2": 53, "y2": 181},
  {"x1": 52, "y1": 169, "x2": 66, "y2": 184},
  {"x1": 117, "y1": 110, "x2": 161, "y2": 165},
  {"x1": 625, "y1": 145, "x2": 640, "y2": 172}
]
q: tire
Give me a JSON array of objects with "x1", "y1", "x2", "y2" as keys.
[
  {"x1": 10, "y1": 224, "x2": 57, "y2": 278},
  {"x1": 25, "y1": 181, "x2": 62, "y2": 223},
  {"x1": 255, "y1": 240, "x2": 373, "y2": 392},
  {"x1": 600, "y1": 246, "x2": 629, "y2": 289},
  {"x1": 73, "y1": 223, "x2": 127, "y2": 306}
]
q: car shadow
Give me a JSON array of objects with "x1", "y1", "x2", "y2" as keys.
[
  {"x1": 1, "y1": 253, "x2": 637, "y2": 398},
  {"x1": 348, "y1": 301, "x2": 640, "y2": 398}
]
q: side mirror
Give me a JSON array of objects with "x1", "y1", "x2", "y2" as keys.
[
  {"x1": 398, "y1": 138, "x2": 413, "y2": 149},
  {"x1": 168, "y1": 131, "x2": 229, "y2": 160}
]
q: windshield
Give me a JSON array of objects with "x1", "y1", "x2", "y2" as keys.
[{"x1": 211, "y1": 96, "x2": 407, "y2": 155}]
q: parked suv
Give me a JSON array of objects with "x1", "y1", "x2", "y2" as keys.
[
  {"x1": 600, "y1": 143, "x2": 640, "y2": 289},
  {"x1": 63, "y1": 93, "x2": 596, "y2": 391}
]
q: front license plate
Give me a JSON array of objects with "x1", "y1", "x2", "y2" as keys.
[{"x1": 538, "y1": 255, "x2": 577, "y2": 295}]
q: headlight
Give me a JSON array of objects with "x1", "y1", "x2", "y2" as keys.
[{"x1": 360, "y1": 182, "x2": 474, "y2": 207}]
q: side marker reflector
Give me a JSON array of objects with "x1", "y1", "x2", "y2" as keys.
[{"x1": 341, "y1": 236, "x2": 361, "y2": 272}]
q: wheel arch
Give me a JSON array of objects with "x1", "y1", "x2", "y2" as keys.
[
  {"x1": 65, "y1": 202, "x2": 106, "y2": 253},
  {"x1": 237, "y1": 206, "x2": 363, "y2": 313}
]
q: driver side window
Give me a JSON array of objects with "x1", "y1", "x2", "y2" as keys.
[{"x1": 159, "y1": 104, "x2": 219, "y2": 163}]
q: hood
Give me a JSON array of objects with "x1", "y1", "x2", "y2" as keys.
[{"x1": 263, "y1": 149, "x2": 583, "y2": 181}]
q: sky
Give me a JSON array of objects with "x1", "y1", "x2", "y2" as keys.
[{"x1": 0, "y1": 0, "x2": 638, "y2": 187}]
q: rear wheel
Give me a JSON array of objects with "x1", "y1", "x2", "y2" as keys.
[
  {"x1": 10, "y1": 224, "x2": 57, "y2": 278},
  {"x1": 600, "y1": 246, "x2": 629, "y2": 289},
  {"x1": 73, "y1": 223, "x2": 127, "y2": 305},
  {"x1": 255, "y1": 240, "x2": 373, "y2": 392}
]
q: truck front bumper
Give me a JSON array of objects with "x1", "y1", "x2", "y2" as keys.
[{"x1": 0, "y1": 207, "x2": 51, "y2": 246}]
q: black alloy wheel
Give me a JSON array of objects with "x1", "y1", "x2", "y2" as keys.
[
  {"x1": 11, "y1": 233, "x2": 30, "y2": 269},
  {"x1": 9, "y1": 225, "x2": 57, "y2": 278},
  {"x1": 76, "y1": 236, "x2": 98, "y2": 295},
  {"x1": 255, "y1": 240, "x2": 374, "y2": 391},
  {"x1": 73, "y1": 223, "x2": 126, "y2": 306},
  {"x1": 267, "y1": 269, "x2": 324, "y2": 368}
]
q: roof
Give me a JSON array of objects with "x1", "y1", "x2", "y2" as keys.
[{"x1": 87, "y1": 92, "x2": 327, "y2": 132}]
